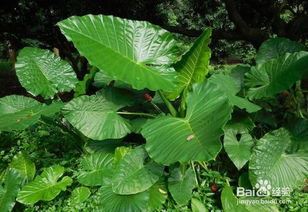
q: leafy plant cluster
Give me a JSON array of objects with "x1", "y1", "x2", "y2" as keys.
[{"x1": 0, "y1": 14, "x2": 307, "y2": 211}]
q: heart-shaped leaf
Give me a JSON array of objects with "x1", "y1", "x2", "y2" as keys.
[
  {"x1": 58, "y1": 15, "x2": 179, "y2": 91},
  {"x1": 142, "y1": 81, "x2": 232, "y2": 164},
  {"x1": 223, "y1": 127, "x2": 254, "y2": 170},
  {"x1": 15, "y1": 47, "x2": 77, "y2": 98}
]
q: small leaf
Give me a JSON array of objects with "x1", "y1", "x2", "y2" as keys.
[
  {"x1": 0, "y1": 169, "x2": 22, "y2": 212},
  {"x1": 77, "y1": 152, "x2": 114, "y2": 186},
  {"x1": 10, "y1": 152, "x2": 36, "y2": 183},
  {"x1": 70, "y1": 187, "x2": 91, "y2": 204},
  {"x1": 168, "y1": 168, "x2": 196, "y2": 205},
  {"x1": 148, "y1": 182, "x2": 167, "y2": 210},
  {"x1": 17, "y1": 165, "x2": 72, "y2": 205},
  {"x1": 223, "y1": 127, "x2": 254, "y2": 170},
  {"x1": 112, "y1": 148, "x2": 163, "y2": 195},
  {"x1": 15, "y1": 47, "x2": 77, "y2": 98},
  {"x1": 191, "y1": 198, "x2": 206, "y2": 212}
]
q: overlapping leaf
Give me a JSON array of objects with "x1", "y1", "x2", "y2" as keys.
[
  {"x1": 210, "y1": 74, "x2": 260, "y2": 113},
  {"x1": 97, "y1": 184, "x2": 149, "y2": 212},
  {"x1": 256, "y1": 37, "x2": 306, "y2": 64},
  {"x1": 17, "y1": 165, "x2": 72, "y2": 205},
  {"x1": 10, "y1": 152, "x2": 36, "y2": 183},
  {"x1": 57, "y1": 15, "x2": 179, "y2": 91},
  {"x1": 249, "y1": 128, "x2": 308, "y2": 190},
  {"x1": 168, "y1": 168, "x2": 195, "y2": 205},
  {"x1": 245, "y1": 51, "x2": 308, "y2": 99},
  {"x1": 77, "y1": 152, "x2": 114, "y2": 186},
  {"x1": 112, "y1": 148, "x2": 163, "y2": 195},
  {"x1": 62, "y1": 94, "x2": 131, "y2": 140},
  {"x1": 169, "y1": 29, "x2": 211, "y2": 98},
  {"x1": 142, "y1": 81, "x2": 232, "y2": 164},
  {"x1": 0, "y1": 170, "x2": 22, "y2": 212},
  {"x1": 15, "y1": 47, "x2": 77, "y2": 98},
  {"x1": 0, "y1": 95, "x2": 63, "y2": 131}
]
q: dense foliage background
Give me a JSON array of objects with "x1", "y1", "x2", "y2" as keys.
[{"x1": 0, "y1": 1, "x2": 307, "y2": 211}]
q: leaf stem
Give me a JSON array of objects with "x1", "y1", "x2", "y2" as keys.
[
  {"x1": 158, "y1": 90, "x2": 177, "y2": 117},
  {"x1": 117, "y1": 111, "x2": 156, "y2": 118},
  {"x1": 191, "y1": 161, "x2": 199, "y2": 186}
]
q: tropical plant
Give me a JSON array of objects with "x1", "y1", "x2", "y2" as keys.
[{"x1": 0, "y1": 14, "x2": 307, "y2": 211}]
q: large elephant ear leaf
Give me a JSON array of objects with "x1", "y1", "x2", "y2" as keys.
[
  {"x1": 96, "y1": 184, "x2": 150, "y2": 212},
  {"x1": 15, "y1": 47, "x2": 78, "y2": 99},
  {"x1": 17, "y1": 165, "x2": 72, "y2": 205},
  {"x1": 57, "y1": 15, "x2": 179, "y2": 91},
  {"x1": 0, "y1": 95, "x2": 63, "y2": 131},
  {"x1": 112, "y1": 147, "x2": 163, "y2": 195},
  {"x1": 169, "y1": 29, "x2": 211, "y2": 98},
  {"x1": 245, "y1": 51, "x2": 308, "y2": 99},
  {"x1": 62, "y1": 94, "x2": 131, "y2": 140},
  {"x1": 0, "y1": 169, "x2": 23, "y2": 212},
  {"x1": 249, "y1": 128, "x2": 308, "y2": 191},
  {"x1": 77, "y1": 152, "x2": 114, "y2": 186},
  {"x1": 142, "y1": 81, "x2": 232, "y2": 164},
  {"x1": 256, "y1": 37, "x2": 306, "y2": 64}
]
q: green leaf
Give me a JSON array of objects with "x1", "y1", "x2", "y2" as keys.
[
  {"x1": 10, "y1": 152, "x2": 36, "y2": 183},
  {"x1": 77, "y1": 152, "x2": 114, "y2": 186},
  {"x1": 15, "y1": 47, "x2": 77, "y2": 98},
  {"x1": 256, "y1": 37, "x2": 306, "y2": 64},
  {"x1": 209, "y1": 74, "x2": 261, "y2": 113},
  {"x1": 148, "y1": 182, "x2": 167, "y2": 210},
  {"x1": 170, "y1": 29, "x2": 211, "y2": 98},
  {"x1": 168, "y1": 168, "x2": 195, "y2": 205},
  {"x1": 142, "y1": 81, "x2": 232, "y2": 164},
  {"x1": 0, "y1": 95, "x2": 63, "y2": 131},
  {"x1": 63, "y1": 94, "x2": 131, "y2": 140},
  {"x1": 191, "y1": 198, "x2": 207, "y2": 212},
  {"x1": 0, "y1": 169, "x2": 22, "y2": 212},
  {"x1": 112, "y1": 147, "x2": 163, "y2": 195},
  {"x1": 249, "y1": 128, "x2": 308, "y2": 190},
  {"x1": 57, "y1": 15, "x2": 179, "y2": 91},
  {"x1": 97, "y1": 184, "x2": 149, "y2": 212},
  {"x1": 17, "y1": 165, "x2": 72, "y2": 205},
  {"x1": 70, "y1": 187, "x2": 91, "y2": 204},
  {"x1": 223, "y1": 127, "x2": 254, "y2": 170},
  {"x1": 221, "y1": 185, "x2": 279, "y2": 212},
  {"x1": 245, "y1": 51, "x2": 308, "y2": 99}
]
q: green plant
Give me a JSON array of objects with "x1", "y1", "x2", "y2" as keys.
[{"x1": 0, "y1": 14, "x2": 307, "y2": 211}]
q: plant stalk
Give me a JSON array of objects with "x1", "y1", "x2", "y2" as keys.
[
  {"x1": 117, "y1": 111, "x2": 156, "y2": 118},
  {"x1": 158, "y1": 90, "x2": 177, "y2": 117}
]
